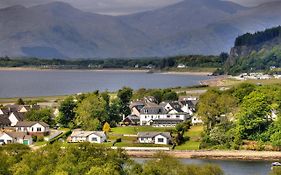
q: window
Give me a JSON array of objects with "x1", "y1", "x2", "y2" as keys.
[
  {"x1": 141, "y1": 138, "x2": 144, "y2": 141},
  {"x1": 37, "y1": 127, "x2": 42, "y2": 132},
  {"x1": 158, "y1": 138, "x2": 164, "y2": 143},
  {"x1": 92, "y1": 137, "x2": 97, "y2": 142},
  {"x1": 176, "y1": 115, "x2": 180, "y2": 118}
]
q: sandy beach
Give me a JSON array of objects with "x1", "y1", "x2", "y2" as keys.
[
  {"x1": 0, "y1": 67, "x2": 214, "y2": 75},
  {"x1": 127, "y1": 150, "x2": 281, "y2": 161}
]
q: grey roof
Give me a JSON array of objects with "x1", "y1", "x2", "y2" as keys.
[
  {"x1": 10, "y1": 112, "x2": 25, "y2": 121},
  {"x1": 129, "y1": 101, "x2": 145, "y2": 109},
  {"x1": 0, "y1": 108, "x2": 10, "y2": 115},
  {"x1": 137, "y1": 132, "x2": 171, "y2": 139},
  {"x1": 140, "y1": 105, "x2": 167, "y2": 114},
  {"x1": 2, "y1": 132, "x2": 32, "y2": 139},
  {"x1": 15, "y1": 121, "x2": 49, "y2": 127},
  {"x1": 123, "y1": 115, "x2": 140, "y2": 122},
  {"x1": 5, "y1": 105, "x2": 20, "y2": 112},
  {"x1": 0, "y1": 114, "x2": 11, "y2": 126},
  {"x1": 70, "y1": 130, "x2": 106, "y2": 138},
  {"x1": 180, "y1": 100, "x2": 198, "y2": 109}
]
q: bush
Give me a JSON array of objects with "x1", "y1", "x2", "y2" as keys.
[
  {"x1": 32, "y1": 136, "x2": 37, "y2": 142},
  {"x1": 37, "y1": 136, "x2": 44, "y2": 142}
]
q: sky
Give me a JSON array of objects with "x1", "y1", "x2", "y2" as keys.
[{"x1": 0, "y1": 0, "x2": 279, "y2": 15}]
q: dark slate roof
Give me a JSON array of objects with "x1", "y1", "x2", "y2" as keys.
[
  {"x1": 0, "y1": 108, "x2": 10, "y2": 115},
  {"x1": 0, "y1": 114, "x2": 11, "y2": 126},
  {"x1": 10, "y1": 112, "x2": 25, "y2": 121},
  {"x1": 137, "y1": 132, "x2": 171, "y2": 139},
  {"x1": 5, "y1": 104, "x2": 20, "y2": 112},
  {"x1": 15, "y1": 121, "x2": 49, "y2": 127},
  {"x1": 168, "y1": 102, "x2": 184, "y2": 113}
]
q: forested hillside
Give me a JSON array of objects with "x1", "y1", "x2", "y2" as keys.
[{"x1": 224, "y1": 26, "x2": 281, "y2": 75}]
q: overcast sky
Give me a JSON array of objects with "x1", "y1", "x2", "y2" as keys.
[{"x1": 0, "y1": 0, "x2": 279, "y2": 15}]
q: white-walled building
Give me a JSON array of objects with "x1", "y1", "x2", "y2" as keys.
[
  {"x1": 137, "y1": 132, "x2": 171, "y2": 145},
  {"x1": 0, "y1": 132, "x2": 33, "y2": 145},
  {"x1": 9, "y1": 112, "x2": 25, "y2": 126},
  {"x1": 139, "y1": 105, "x2": 188, "y2": 127},
  {"x1": 15, "y1": 121, "x2": 50, "y2": 135},
  {"x1": 69, "y1": 130, "x2": 107, "y2": 144}
]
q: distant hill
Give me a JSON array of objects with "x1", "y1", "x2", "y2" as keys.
[
  {"x1": 1, "y1": 0, "x2": 281, "y2": 58},
  {"x1": 225, "y1": 26, "x2": 281, "y2": 74}
]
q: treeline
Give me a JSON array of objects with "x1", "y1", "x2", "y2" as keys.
[
  {"x1": 0, "y1": 143, "x2": 224, "y2": 175},
  {"x1": 235, "y1": 26, "x2": 281, "y2": 47},
  {"x1": 197, "y1": 83, "x2": 281, "y2": 150},
  {"x1": 0, "y1": 54, "x2": 226, "y2": 69}
]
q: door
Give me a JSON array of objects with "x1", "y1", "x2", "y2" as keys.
[{"x1": 23, "y1": 140, "x2": 29, "y2": 145}]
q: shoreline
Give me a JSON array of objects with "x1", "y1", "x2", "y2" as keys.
[
  {"x1": 127, "y1": 150, "x2": 281, "y2": 161},
  {"x1": 0, "y1": 67, "x2": 212, "y2": 75}
]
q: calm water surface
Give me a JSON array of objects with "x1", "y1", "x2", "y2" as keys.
[
  {"x1": 134, "y1": 158, "x2": 273, "y2": 175},
  {"x1": 0, "y1": 70, "x2": 210, "y2": 98}
]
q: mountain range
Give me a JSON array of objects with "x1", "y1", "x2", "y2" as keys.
[{"x1": 1, "y1": 0, "x2": 281, "y2": 58}]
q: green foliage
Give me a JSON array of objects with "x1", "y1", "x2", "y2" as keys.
[
  {"x1": 25, "y1": 108, "x2": 53, "y2": 125},
  {"x1": 235, "y1": 26, "x2": 281, "y2": 47},
  {"x1": 117, "y1": 87, "x2": 133, "y2": 117},
  {"x1": 0, "y1": 143, "x2": 224, "y2": 175},
  {"x1": 197, "y1": 89, "x2": 237, "y2": 131},
  {"x1": 270, "y1": 167, "x2": 281, "y2": 175},
  {"x1": 16, "y1": 98, "x2": 25, "y2": 105},
  {"x1": 133, "y1": 88, "x2": 179, "y2": 103},
  {"x1": 75, "y1": 94, "x2": 108, "y2": 130},
  {"x1": 56, "y1": 96, "x2": 77, "y2": 127},
  {"x1": 236, "y1": 91, "x2": 271, "y2": 140},
  {"x1": 140, "y1": 153, "x2": 224, "y2": 175}
]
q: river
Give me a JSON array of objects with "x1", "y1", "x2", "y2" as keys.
[
  {"x1": 0, "y1": 69, "x2": 210, "y2": 98},
  {"x1": 134, "y1": 158, "x2": 273, "y2": 175}
]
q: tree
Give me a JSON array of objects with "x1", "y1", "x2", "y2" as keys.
[
  {"x1": 16, "y1": 98, "x2": 25, "y2": 105},
  {"x1": 103, "y1": 122, "x2": 111, "y2": 133},
  {"x1": 117, "y1": 87, "x2": 133, "y2": 117},
  {"x1": 236, "y1": 91, "x2": 271, "y2": 140},
  {"x1": 174, "y1": 121, "x2": 191, "y2": 145},
  {"x1": 108, "y1": 99, "x2": 122, "y2": 126},
  {"x1": 197, "y1": 90, "x2": 237, "y2": 131},
  {"x1": 25, "y1": 108, "x2": 53, "y2": 125},
  {"x1": 162, "y1": 91, "x2": 178, "y2": 101},
  {"x1": 75, "y1": 94, "x2": 108, "y2": 130},
  {"x1": 56, "y1": 96, "x2": 77, "y2": 127}
]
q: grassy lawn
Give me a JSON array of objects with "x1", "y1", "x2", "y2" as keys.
[
  {"x1": 110, "y1": 126, "x2": 174, "y2": 135},
  {"x1": 175, "y1": 125, "x2": 203, "y2": 150}
]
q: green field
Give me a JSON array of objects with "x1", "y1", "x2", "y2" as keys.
[
  {"x1": 175, "y1": 125, "x2": 203, "y2": 150},
  {"x1": 110, "y1": 126, "x2": 174, "y2": 135}
]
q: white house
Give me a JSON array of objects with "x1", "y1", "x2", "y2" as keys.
[
  {"x1": 177, "y1": 64, "x2": 186, "y2": 68},
  {"x1": 137, "y1": 132, "x2": 171, "y2": 145},
  {"x1": 139, "y1": 105, "x2": 188, "y2": 127},
  {"x1": 0, "y1": 132, "x2": 33, "y2": 145},
  {"x1": 15, "y1": 121, "x2": 50, "y2": 135},
  {"x1": 9, "y1": 112, "x2": 25, "y2": 126},
  {"x1": 69, "y1": 130, "x2": 107, "y2": 144}
]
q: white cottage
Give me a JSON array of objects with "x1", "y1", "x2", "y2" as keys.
[
  {"x1": 0, "y1": 132, "x2": 33, "y2": 145},
  {"x1": 15, "y1": 121, "x2": 50, "y2": 135},
  {"x1": 69, "y1": 130, "x2": 107, "y2": 144},
  {"x1": 137, "y1": 132, "x2": 171, "y2": 145}
]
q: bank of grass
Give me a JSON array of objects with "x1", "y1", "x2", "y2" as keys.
[
  {"x1": 110, "y1": 126, "x2": 174, "y2": 135},
  {"x1": 175, "y1": 125, "x2": 203, "y2": 150}
]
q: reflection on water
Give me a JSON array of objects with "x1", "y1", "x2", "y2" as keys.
[{"x1": 134, "y1": 158, "x2": 273, "y2": 175}]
